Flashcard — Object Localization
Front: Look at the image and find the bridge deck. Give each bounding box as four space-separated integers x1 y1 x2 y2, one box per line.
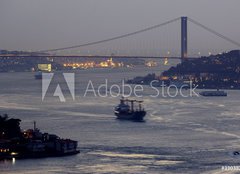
0 55 197 60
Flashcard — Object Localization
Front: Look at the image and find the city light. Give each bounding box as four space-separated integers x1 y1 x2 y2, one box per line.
63 58 124 69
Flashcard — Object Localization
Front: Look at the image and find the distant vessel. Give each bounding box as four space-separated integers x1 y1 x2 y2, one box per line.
34 64 52 80
114 97 146 121
199 90 227 97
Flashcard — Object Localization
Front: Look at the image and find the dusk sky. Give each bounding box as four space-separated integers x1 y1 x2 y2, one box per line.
0 0 239 56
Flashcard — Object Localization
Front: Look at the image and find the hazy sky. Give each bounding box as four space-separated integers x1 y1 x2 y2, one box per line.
0 0 239 56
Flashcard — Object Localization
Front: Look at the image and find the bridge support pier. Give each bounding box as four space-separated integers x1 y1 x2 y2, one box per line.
181 17 188 61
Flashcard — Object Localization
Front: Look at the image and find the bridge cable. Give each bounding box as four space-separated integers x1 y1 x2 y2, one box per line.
38 17 181 53
188 18 240 48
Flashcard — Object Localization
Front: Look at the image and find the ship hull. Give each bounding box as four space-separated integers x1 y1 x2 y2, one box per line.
115 111 146 121
34 71 42 80
34 74 42 80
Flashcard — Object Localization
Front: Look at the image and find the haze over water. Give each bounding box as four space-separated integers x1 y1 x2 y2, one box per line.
1 63 240 173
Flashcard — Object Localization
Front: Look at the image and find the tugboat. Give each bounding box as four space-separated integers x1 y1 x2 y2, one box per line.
114 97 146 121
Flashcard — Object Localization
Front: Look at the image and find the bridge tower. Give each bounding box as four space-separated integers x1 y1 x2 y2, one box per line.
181 17 188 61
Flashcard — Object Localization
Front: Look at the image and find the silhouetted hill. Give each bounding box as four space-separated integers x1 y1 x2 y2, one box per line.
162 50 240 89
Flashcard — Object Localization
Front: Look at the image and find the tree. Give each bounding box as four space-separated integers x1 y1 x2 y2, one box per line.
0 114 22 139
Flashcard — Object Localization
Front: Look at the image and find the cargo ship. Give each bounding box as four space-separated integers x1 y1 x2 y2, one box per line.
114 97 146 121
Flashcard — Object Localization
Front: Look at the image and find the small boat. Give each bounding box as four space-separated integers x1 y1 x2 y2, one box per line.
114 97 146 121
34 64 52 80
199 89 227 97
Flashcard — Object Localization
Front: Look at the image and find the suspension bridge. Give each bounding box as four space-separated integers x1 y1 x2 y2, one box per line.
1 16 239 61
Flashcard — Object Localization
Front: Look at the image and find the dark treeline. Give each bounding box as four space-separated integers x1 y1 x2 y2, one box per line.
0 114 22 139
